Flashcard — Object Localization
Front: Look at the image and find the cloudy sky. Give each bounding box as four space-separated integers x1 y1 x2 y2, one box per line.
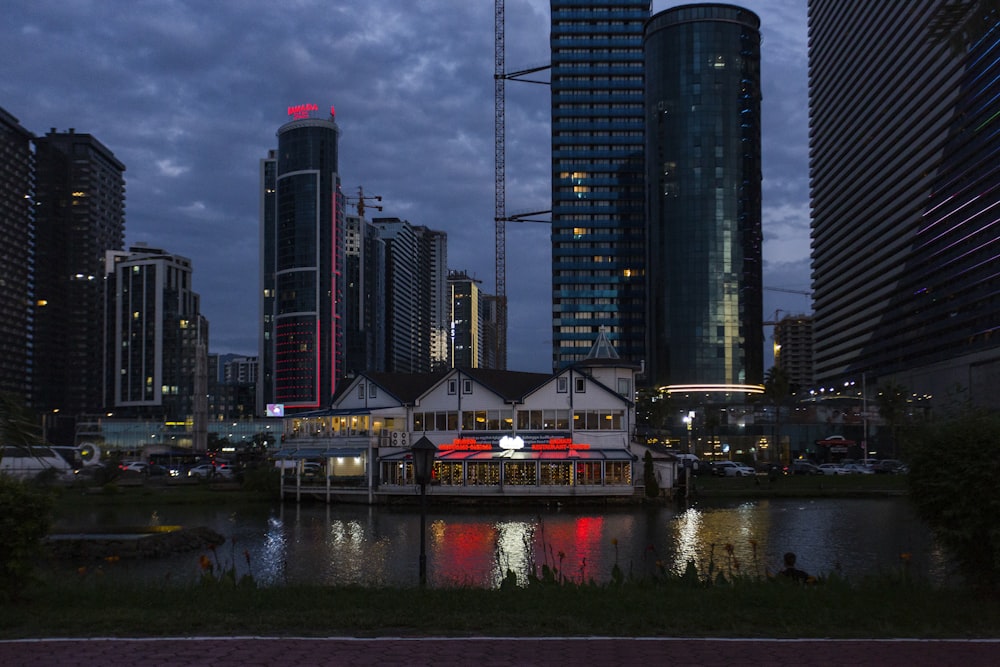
2 0 810 373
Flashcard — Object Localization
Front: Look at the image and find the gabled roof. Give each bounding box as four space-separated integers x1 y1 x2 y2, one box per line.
456 368 552 402
365 371 449 404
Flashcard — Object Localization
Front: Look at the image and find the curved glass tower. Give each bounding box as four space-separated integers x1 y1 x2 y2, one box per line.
260 109 345 412
644 4 763 391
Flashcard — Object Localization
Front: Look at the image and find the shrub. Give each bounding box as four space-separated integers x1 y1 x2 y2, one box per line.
0 476 54 600
643 450 659 499
905 408 1000 595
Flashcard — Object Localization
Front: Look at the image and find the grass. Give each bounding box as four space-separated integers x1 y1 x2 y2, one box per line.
3 574 999 639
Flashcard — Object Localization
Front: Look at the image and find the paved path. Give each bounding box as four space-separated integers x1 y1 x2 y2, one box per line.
1 637 998 667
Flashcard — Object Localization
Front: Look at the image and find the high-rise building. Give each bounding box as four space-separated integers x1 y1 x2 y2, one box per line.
643 4 764 391
0 107 34 399
550 0 650 370
448 270 485 368
372 218 450 374
373 218 419 373
344 212 386 376
415 225 450 372
104 246 209 434
33 128 126 432
809 1 1000 406
259 105 345 414
774 314 814 390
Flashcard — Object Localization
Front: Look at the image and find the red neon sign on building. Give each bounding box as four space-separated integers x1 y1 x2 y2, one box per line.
287 103 319 119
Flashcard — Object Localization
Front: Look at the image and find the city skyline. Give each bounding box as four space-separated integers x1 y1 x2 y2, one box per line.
0 1 810 372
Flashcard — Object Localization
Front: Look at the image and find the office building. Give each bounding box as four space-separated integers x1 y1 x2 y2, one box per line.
0 107 34 399
33 128 126 433
550 0 650 370
644 4 764 391
259 105 345 414
809 1 1000 406
105 246 209 432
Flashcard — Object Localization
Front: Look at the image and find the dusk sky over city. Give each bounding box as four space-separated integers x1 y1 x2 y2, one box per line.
1 0 810 372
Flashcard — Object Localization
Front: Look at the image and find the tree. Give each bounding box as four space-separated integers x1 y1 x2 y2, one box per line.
762 367 791 463
875 382 909 458
906 407 1000 595
642 450 659 499
0 392 45 458
0 393 54 600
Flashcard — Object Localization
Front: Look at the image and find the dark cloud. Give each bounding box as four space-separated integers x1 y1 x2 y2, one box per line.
2 0 808 373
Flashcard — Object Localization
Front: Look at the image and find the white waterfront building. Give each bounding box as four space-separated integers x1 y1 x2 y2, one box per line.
274 331 642 502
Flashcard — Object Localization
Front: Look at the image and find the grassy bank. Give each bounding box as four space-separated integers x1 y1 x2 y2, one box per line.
4 575 998 639
9 476 997 640
688 473 908 498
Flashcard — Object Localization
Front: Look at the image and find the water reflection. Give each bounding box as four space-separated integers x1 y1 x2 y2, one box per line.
49 497 949 588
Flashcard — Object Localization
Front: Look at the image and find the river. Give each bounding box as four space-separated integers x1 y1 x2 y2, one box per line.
51 497 950 588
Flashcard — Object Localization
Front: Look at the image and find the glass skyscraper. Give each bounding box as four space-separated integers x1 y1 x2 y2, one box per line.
259 107 345 413
644 4 763 391
809 1 1000 407
550 0 650 370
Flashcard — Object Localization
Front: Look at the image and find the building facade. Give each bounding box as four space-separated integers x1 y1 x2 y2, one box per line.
259 106 346 414
809 1 1000 406
33 128 126 428
643 4 764 392
105 246 209 434
550 0 650 370
0 107 34 399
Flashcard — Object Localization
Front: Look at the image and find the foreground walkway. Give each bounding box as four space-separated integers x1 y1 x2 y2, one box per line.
1 636 998 667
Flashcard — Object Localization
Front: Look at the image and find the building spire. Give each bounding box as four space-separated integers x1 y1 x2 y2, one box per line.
585 326 620 360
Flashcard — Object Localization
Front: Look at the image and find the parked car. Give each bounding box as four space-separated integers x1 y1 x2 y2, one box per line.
873 459 908 474
841 462 875 475
187 463 216 479
302 462 323 478
790 461 823 475
818 463 849 475
214 464 234 479
713 461 756 477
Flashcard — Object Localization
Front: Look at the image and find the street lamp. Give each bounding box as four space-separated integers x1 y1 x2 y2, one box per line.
411 436 438 586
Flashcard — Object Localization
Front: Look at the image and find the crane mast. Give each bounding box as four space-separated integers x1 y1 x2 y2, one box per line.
494 0 507 369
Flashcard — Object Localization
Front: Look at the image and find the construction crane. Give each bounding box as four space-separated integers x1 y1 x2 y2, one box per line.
494 0 550 369
764 287 811 297
346 186 382 218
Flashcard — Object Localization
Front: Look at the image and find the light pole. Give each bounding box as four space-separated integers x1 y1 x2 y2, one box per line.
411 436 438 587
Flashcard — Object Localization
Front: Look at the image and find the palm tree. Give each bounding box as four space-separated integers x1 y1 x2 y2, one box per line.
0 392 44 463
763 367 791 463
875 382 909 458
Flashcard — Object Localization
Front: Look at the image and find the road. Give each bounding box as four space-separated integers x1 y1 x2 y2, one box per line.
1 636 998 667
